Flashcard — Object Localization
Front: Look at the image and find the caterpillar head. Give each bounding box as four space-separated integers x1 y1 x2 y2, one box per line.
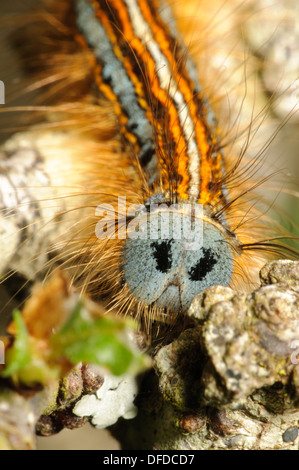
121 202 236 315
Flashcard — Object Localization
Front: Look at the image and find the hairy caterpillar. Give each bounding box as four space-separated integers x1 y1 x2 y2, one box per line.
0 0 298 334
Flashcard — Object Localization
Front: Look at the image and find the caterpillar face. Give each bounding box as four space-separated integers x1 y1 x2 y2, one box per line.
73 0 239 317
122 207 234 312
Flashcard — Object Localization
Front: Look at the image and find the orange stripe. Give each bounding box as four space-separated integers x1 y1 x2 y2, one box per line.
92 0 190 197
83 0 225 203
137 0 223 203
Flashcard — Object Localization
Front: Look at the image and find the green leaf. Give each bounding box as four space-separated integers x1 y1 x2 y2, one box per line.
61 333 135 376
2 310 31 378
1 302 150 385
51 301 149 376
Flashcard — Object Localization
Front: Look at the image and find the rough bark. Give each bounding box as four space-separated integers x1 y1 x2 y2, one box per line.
110 260 299 450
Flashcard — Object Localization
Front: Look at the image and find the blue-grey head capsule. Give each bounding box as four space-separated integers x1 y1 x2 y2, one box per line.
121 203 234 313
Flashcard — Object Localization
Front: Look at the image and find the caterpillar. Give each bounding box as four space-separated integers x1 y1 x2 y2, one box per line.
0 0 298 333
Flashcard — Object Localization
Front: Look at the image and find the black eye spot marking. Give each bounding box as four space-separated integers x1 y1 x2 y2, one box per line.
151 240 172 273
188 248 218 282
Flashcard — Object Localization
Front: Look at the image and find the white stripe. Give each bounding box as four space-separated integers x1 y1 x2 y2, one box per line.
124 0 200 199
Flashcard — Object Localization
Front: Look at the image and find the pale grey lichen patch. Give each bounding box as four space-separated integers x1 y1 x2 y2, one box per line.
35 364 137 436
73 374 138 429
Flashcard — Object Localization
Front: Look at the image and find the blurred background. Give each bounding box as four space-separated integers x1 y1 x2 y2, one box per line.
0 0 298 450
